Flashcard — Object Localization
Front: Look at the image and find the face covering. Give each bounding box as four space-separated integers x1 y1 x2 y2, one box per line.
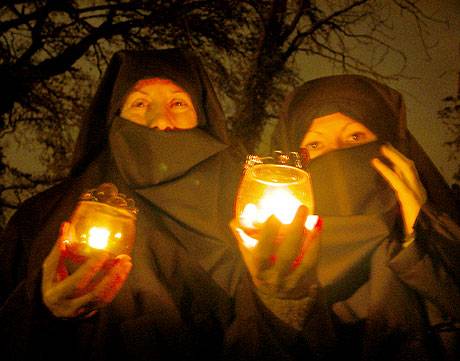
108 116 227 187
108 115 244 293
308 141 397 217
307 141 399 303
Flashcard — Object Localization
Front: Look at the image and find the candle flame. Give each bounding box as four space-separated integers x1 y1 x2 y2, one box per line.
259 188 301 224
88 227 110 249
240 188 302 228
240 203 258 229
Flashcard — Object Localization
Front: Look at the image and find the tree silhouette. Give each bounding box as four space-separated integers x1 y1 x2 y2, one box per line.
438 94 460 183
0 0 438 229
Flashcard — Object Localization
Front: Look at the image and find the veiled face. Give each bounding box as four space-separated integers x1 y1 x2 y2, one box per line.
120 78 198 130
301 112 377 159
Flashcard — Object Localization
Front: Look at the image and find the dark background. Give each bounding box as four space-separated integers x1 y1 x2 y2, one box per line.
1 0 459 229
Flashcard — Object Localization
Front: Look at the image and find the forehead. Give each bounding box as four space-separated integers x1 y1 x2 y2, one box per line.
130 78 189 96
308 112 359 132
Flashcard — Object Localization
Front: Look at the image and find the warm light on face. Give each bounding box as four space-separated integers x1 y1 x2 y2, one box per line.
301 112 377 159
87 227 110 250
120 78 198 130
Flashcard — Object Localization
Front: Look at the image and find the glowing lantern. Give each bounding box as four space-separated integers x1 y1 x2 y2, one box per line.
65 184 137 263
235 151 316 248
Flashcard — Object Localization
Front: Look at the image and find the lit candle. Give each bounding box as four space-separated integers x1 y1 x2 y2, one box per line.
65 183 137 262
87 226 110 250
235 152 317 248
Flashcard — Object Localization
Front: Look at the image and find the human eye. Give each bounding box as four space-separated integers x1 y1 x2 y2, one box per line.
341 121 377 147
301 131 327 156
173 100 187 107
130 98 149 109
345 131 367 144
304 141 322 151
170 98 192 112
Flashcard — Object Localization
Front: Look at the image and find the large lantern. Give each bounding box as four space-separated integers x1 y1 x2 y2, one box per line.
234 151 316 247
64 183 137 264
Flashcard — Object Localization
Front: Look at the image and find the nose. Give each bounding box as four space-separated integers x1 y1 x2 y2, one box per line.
145 107 174 130
334 138 347 150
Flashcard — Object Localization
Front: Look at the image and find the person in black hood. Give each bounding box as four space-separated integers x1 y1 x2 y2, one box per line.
267 74 460 361
0 49 317 361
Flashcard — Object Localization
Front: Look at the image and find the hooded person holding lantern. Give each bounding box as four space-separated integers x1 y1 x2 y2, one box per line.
0 49 322 361
267 74 460 360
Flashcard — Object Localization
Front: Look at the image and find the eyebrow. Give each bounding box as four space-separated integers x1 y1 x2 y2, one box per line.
305 130 325 136
129 89 189 97
339 120 357 131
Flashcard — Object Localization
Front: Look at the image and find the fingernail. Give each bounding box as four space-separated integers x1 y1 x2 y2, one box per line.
116 254 132 262
305 215 319 231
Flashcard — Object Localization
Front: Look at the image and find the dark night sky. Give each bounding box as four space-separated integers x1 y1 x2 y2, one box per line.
297 1 460 184
258 1 460 185
3 1 460 185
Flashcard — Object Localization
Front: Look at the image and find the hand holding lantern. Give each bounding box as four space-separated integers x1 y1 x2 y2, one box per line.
41 183 136 319
231 151 322 300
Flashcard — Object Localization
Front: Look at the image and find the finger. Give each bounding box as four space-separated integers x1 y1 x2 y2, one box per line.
92 255 132 304
372 154 426 203
296 216 322 268
380 144 423 195
380 144 411 172
66 290 102 317
272 206 308 282
372 157 424 234
292 220 322 276
281 217 322 298
230 218 259 250
56 257 69 283
254 215 282 273
42 222 69 289
53 252 109 299
371 157 408 196
230 219 257 275
43 284 89 319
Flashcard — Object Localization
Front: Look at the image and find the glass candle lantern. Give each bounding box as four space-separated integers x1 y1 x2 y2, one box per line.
64 183 137 264
234 151 315 244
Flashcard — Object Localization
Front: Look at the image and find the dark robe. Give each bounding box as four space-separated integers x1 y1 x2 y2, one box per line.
273 74 460 361
0 49 313 361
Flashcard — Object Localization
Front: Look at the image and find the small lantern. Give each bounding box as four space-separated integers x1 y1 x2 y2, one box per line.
64 183 137 264
234 151 316 247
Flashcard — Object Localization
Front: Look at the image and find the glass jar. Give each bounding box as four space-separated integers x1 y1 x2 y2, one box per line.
64 183 137 264
234 150 314 235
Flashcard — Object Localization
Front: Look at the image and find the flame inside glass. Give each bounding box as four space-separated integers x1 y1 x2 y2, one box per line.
66 201 136 261
235 163 314 231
